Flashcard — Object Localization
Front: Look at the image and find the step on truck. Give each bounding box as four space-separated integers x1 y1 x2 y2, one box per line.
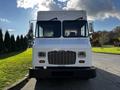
29 10 96 79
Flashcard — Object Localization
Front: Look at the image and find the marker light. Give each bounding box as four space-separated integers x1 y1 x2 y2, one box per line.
39 60 45 63
79 60 85 63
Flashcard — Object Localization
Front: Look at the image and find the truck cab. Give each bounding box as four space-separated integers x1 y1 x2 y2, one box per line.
29 10 96 79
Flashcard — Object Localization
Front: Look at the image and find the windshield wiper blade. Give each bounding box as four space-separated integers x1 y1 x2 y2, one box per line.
49 17 58 21
75 17 84 20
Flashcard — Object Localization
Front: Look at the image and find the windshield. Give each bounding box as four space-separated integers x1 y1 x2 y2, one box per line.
35 20 88 38
35 21 61 38
63 20 88 37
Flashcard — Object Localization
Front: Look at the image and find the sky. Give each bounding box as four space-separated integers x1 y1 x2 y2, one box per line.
0 0 120 36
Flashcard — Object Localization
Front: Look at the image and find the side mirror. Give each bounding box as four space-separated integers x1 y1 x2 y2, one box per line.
29 22 34 31
88 22 94 36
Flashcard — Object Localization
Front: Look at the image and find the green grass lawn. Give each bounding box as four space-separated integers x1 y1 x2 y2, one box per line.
0 49 32 90
92 47 120 54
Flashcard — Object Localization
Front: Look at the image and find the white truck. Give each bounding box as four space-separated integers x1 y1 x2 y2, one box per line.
29 10 96 79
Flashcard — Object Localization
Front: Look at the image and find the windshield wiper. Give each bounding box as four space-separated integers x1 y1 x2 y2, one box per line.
49 17 58 21
75 17 84 20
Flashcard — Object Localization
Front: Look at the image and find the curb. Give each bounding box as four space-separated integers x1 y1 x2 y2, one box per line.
4 75 29 90
93 52 120 55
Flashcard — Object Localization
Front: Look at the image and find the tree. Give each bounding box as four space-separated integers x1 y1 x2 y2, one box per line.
16 35 21 51
99 31 109 46
113 26 120 38
0 29 4 54
108 31 115 45
106 26 120 46
4 31 11 53
26 23 33 47
112 38 120 47
11 35 16 51
23 36 28 50
20 35 24 50
91 32 101 46
15 35 28 51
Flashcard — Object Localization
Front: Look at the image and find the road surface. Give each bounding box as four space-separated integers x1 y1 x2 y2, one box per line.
21 53 120 90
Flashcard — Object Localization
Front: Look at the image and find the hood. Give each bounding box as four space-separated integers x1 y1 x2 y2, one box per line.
34 38 90 48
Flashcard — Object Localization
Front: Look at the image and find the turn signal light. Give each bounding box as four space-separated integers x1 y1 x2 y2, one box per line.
39 60 45 63
79 60 85 63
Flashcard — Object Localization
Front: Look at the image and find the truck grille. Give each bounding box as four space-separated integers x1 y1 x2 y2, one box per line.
48 51 76 65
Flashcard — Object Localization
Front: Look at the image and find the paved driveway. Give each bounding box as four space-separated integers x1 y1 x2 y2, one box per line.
21 53 120 90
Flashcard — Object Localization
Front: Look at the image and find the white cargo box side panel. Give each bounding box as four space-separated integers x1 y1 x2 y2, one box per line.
37 11 87 21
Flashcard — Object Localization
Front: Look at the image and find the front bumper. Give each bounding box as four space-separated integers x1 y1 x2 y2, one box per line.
29 67 96 79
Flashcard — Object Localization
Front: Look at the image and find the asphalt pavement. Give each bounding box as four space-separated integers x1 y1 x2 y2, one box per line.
21 53 120 90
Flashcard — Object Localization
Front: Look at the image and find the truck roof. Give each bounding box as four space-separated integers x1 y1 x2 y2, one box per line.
37 10 87 21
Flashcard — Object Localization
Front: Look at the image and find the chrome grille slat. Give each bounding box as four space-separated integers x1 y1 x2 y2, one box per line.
48 51 76 65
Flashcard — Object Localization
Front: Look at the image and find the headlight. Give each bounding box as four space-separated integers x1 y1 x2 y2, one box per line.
78 51 86 58
38 52 46 57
